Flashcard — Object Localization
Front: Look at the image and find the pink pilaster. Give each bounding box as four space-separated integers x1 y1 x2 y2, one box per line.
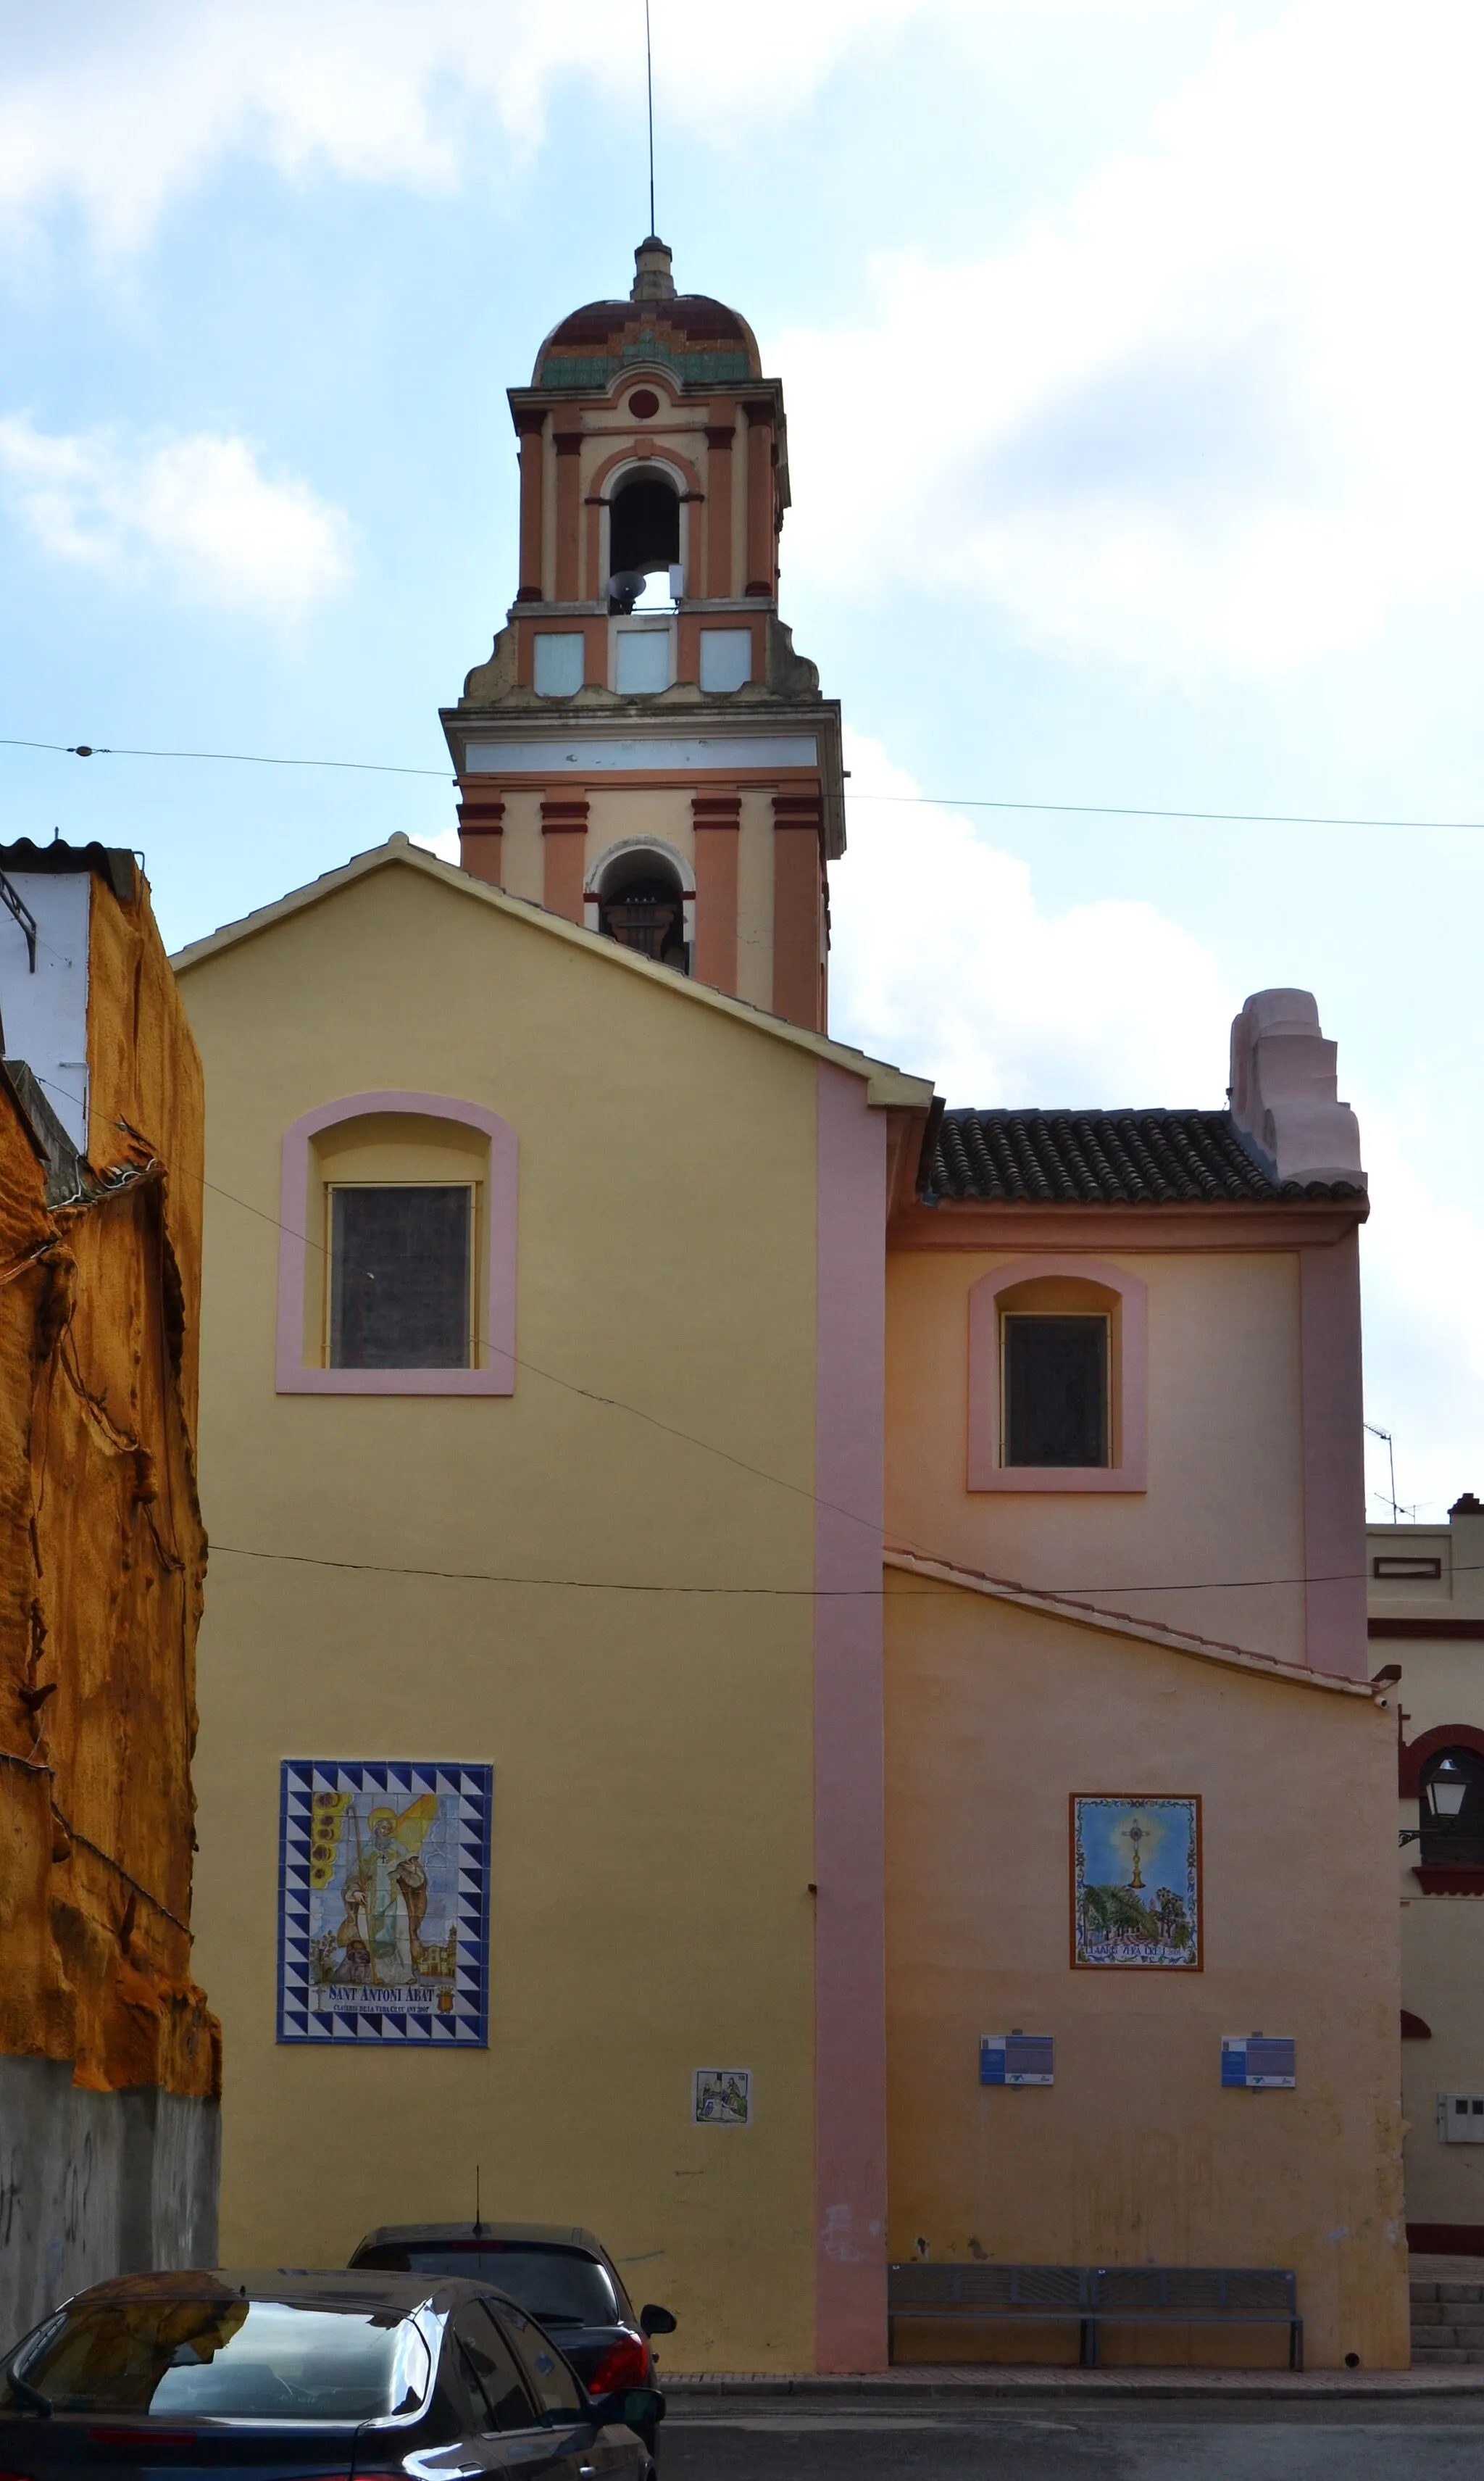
812 1063 888 2371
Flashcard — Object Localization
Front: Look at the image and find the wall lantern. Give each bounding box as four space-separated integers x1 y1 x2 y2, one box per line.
1401 1758 1471 1845
1427 1765 1468 1818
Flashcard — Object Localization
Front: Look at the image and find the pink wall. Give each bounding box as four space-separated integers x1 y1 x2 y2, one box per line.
813 1063 888 2372
275 1090 518 1396
1299 1230 1367 1676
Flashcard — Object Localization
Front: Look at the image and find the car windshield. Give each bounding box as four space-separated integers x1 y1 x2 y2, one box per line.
5 2296 431 2422
360 2245 617 2328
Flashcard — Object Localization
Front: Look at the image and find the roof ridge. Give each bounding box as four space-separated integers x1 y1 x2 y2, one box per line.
170 834 935 1110
883 1547 1375 1696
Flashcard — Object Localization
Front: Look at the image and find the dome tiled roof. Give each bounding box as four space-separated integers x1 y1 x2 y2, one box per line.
533 239 762 389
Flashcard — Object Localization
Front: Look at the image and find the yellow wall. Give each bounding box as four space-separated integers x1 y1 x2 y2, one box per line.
883 1571 1409 2367
180 855 830 2369
887 1250 1307 1663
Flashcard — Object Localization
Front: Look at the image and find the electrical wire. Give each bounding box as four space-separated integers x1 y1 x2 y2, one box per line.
25 1084 1447 1610
847 793 1484 831
4 732 1484 831
0 735 449 780
207 1538 1484 1600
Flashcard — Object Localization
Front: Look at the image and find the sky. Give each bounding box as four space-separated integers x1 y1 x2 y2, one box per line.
0 0 1480 1519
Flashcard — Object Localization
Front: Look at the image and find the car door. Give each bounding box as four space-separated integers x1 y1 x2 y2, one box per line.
488 2304 637 2481
451 2304 595 2481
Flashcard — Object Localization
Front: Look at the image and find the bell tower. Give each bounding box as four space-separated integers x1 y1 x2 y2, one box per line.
440 238 843 1032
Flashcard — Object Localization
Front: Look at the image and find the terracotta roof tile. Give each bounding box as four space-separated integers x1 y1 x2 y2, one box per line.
927 1108 1364 1206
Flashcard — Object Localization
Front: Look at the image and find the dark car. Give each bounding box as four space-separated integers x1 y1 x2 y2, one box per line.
0 2266 662 2480
349 2224 675 2450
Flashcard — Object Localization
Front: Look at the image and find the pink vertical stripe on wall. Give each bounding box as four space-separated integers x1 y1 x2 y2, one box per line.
812 1063 888 2372
1299 1231 1367 1676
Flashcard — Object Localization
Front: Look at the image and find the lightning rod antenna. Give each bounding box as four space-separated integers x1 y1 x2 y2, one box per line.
644 0 656 236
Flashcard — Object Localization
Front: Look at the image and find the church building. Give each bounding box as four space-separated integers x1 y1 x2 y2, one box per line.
178 242 1409 2372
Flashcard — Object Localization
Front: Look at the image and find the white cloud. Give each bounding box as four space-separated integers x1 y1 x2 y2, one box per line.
1354 1109 1484 1521
780 0 1484 677
829 730 1234 1102
0 417 352 612
0 0 985 255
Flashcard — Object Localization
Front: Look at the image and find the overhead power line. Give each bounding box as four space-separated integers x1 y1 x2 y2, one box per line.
4 733 1484 831
209 1539 1483 1601
0 736 449 781
30 1071 1438 1616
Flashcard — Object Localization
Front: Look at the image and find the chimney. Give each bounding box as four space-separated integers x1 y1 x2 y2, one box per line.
1227 989 1364 1189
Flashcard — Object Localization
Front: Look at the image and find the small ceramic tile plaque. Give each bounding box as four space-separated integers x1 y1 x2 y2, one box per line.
693 2068 751 2125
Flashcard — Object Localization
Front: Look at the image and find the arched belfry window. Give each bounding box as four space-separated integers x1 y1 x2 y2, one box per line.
592 844 690 973
608 473 680 610
1419 1747 1484 1866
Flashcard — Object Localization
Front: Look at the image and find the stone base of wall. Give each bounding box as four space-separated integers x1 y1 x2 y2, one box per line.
0 2058 220 2350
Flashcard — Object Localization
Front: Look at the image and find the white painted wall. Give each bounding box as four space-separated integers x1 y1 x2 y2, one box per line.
0 870 91 1148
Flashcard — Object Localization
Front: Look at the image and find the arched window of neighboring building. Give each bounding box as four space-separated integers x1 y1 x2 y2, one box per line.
1419 1747 1484 1867
593 844 690 974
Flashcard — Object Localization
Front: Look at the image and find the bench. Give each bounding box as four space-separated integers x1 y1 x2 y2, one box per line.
886 2263 1301 2369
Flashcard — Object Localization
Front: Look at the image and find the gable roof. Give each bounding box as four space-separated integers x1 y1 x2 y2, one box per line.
884 1546 1377 1697
170 835 933 1110
928 1106 1366 1207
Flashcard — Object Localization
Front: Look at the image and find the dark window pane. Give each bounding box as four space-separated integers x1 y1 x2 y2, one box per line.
358 2244 617 2327
499 2306 583 2417
450 2305 535 2434
330 1187 471 1369
1004 1316 1107 1467
6 2297 430 2420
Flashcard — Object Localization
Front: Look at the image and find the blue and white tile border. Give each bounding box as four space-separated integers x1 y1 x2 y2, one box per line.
277 1759 493 2045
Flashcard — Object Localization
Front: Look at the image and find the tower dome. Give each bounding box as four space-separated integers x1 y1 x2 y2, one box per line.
533 238 762 391
441 238 843 1036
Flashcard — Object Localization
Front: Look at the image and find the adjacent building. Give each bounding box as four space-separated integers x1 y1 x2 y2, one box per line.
1369 1493 1484 2252
0 839 218 2347
178 243 1409 2371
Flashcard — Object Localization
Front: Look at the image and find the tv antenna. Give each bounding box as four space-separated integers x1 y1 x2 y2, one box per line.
1366 1421 1402 1522
644 0 656 236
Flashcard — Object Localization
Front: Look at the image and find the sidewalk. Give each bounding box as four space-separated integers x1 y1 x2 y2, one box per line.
666 2364 1484 2403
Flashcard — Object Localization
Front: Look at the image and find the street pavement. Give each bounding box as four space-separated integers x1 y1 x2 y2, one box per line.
664 2398 1484 2477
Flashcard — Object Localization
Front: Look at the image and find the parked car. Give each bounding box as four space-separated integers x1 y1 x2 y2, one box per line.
0 2266 662 2480
349 2222 675 2451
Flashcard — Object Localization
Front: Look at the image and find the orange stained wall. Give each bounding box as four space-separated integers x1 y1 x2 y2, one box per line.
0 872 217 2105
884 1571 1409 2369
